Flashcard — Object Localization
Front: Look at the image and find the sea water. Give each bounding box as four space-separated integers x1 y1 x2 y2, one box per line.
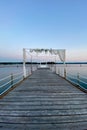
0 65 23 79
0 64 33 94
0 64 87 79
0 64 87 93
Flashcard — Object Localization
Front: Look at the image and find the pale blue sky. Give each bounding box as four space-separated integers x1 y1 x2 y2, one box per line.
0 0 87 62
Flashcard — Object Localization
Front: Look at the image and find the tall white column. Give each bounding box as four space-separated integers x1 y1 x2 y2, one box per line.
23 48 26 78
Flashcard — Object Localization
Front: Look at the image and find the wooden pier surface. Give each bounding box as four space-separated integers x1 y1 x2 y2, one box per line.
0 68 87 130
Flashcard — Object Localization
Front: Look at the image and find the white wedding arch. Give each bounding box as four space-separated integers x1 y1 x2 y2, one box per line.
23 48 66 77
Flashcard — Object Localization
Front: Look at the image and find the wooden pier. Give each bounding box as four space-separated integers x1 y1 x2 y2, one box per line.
0 68 87 130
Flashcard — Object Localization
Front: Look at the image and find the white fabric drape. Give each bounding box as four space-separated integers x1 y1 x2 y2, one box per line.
26 49 66 63
57 49 66 62
29 49 66 63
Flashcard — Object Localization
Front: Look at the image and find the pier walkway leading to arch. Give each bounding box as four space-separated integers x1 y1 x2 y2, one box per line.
0 68 87 130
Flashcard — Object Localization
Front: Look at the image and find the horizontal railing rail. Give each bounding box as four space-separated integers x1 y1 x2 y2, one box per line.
0 71 24 95
0 75 11 82
66 72 87 90
0 66 37 96
51 65 87 91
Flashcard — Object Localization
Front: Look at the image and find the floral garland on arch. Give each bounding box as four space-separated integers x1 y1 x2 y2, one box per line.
30 48 50 54
29 48 66 62
29 48 59 54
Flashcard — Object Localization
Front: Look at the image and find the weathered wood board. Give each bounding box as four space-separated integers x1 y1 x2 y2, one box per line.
0 68 87 130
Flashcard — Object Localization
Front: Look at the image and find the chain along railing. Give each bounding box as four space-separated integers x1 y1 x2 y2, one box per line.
0 66 37 96
51 65 87 91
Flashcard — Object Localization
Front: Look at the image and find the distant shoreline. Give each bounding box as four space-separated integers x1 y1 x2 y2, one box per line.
0 62 87 65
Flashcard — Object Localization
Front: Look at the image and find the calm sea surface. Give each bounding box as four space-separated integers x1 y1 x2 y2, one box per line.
56 64 87 77
0 64 32 79
0 64 87 79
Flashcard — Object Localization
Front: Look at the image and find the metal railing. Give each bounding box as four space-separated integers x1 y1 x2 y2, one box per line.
0 71 24 95
66 73 87 90
0 66 37 96
51 65 87 91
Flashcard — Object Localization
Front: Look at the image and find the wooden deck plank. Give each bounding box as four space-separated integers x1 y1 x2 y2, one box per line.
0 68 87 129
1 114 87 124
0 122 87 130
0 108 87 116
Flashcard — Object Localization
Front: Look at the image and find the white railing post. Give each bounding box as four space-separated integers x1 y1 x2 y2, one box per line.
63 62 66 78
77 73 80 85
11 73 13 86
23 48 26 78
31 55 32 73
64 68 66 79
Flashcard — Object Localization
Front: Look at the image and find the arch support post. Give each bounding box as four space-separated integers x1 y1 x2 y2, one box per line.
31 55 32 73
23 48 26 78
64 62 66 78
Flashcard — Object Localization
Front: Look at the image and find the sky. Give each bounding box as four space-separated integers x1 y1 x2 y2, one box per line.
0 0 87 62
